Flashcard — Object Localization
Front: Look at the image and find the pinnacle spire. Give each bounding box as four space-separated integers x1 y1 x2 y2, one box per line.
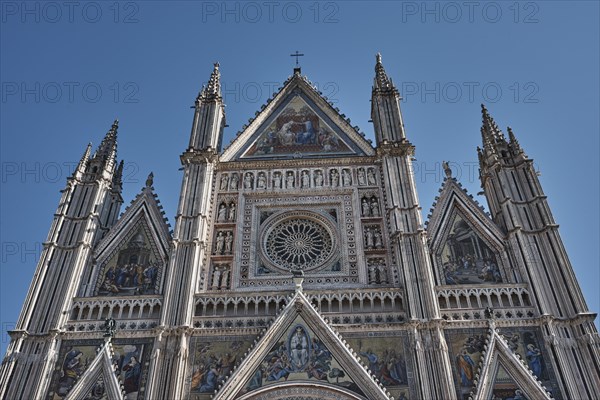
112 159 124 187
480 104 505 147
91 119 119 172
507 126 523 154
198 62 221 101
74 142 93 177
373 53 395 91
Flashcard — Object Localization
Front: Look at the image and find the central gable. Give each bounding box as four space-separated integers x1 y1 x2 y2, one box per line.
221 73 374 161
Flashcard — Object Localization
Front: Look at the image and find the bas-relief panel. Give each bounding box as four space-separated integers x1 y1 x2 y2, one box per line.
94 228 164 296
240 316 362 398
438 214 502 285
187 336 254 399
47 339 151 400
242 96 353 159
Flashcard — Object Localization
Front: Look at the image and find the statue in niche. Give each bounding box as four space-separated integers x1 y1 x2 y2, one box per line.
229 173 239 190
361 198 371 217
257 172 267 189
215 232 225 254
217 203 227 222
220 174 229 190
273 172 282 189
212 264 230 290
368 263 377 284
370 197 381 217
244 172 254 189
286 171 295 189
377 261 388 284
365 227 374 248
221 267 230 289
211 268 222 289
357 168 366 185
225 231 233 254
228 202 236 222
342 169 352 186
374 228 383 248
330 169 339 188
301 171 310 188
314 170 323 187
367 168 377 185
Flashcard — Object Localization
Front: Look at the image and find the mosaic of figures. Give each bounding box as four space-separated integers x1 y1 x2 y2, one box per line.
187 337 254 398
445 329 487 399
241 319 363 397
490 365 529 400
345 336 410 400
439 214 502 285
95 229 163 296
446 328 556 400
48 340 150 400
218 167 379 193
243 96 353 158
497 329 550 384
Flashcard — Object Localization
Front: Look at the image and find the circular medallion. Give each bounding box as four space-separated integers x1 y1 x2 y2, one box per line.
260 211 338 273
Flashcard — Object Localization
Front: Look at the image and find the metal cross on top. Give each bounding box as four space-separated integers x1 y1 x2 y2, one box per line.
290 50 304 67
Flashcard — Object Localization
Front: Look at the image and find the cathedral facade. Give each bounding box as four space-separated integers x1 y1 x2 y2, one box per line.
1 56 599 400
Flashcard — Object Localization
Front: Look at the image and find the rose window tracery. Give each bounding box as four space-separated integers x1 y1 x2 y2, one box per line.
260 211 338 273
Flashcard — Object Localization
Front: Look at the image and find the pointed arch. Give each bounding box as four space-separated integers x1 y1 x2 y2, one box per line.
64 341 123 400
220 73 375 161
427 178 512 286
87 186 172 297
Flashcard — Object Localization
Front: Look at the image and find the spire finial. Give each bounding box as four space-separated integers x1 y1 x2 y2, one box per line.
199 63 222 100
442 161 452 178
373 52 394 91
480 104 505 146
91 120 119 171
145 172 154 188
507 126 523 154
290 50 304 74
73 143 93 177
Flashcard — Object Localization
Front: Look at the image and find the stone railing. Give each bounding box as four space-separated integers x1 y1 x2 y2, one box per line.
436 284 537 321
192 288 406 328
69 296 162 321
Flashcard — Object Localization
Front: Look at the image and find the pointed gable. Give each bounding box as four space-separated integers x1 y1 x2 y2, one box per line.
468 325 552 400
89 183 172 296
220 72 375 162
64 340 124 400
426 176 509 285
212 284 391 400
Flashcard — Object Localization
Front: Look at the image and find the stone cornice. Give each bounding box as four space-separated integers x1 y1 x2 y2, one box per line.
376 140 415 157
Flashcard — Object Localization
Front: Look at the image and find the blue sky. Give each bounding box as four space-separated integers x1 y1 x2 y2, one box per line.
1 1 598 354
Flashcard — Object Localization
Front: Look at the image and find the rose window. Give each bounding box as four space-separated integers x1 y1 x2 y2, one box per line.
260 211 338 272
